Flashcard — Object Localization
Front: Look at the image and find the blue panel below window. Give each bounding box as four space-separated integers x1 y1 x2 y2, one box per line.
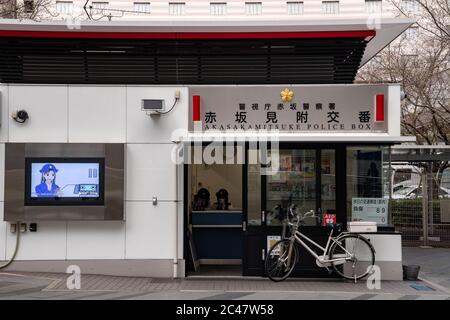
192 227 242 259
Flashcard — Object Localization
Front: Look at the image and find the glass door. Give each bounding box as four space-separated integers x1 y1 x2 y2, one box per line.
264 146 339 277
243 144 340 277
266 149 319 226
242 147 266 276
321 149 337 221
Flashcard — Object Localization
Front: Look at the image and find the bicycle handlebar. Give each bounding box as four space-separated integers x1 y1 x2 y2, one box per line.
288 207 317 222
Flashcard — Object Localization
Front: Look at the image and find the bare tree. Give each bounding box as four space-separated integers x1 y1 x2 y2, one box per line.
358 0 450 196
358 0 450 146
392 0 449 43
0 0 55 20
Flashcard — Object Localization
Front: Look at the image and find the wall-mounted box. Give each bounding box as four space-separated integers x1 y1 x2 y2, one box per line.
141 99 165 113
4 143 125 221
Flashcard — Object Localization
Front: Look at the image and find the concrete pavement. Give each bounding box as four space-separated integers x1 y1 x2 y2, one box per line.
403 247 450 292
0 247 448 300
0 271 448 300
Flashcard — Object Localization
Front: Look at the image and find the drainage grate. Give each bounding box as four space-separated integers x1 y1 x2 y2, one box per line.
410 282 436 292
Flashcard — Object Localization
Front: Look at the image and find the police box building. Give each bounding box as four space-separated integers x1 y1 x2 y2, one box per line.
0 18 414 280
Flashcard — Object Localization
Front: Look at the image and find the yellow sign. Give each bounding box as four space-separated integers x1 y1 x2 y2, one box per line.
280 88 294 103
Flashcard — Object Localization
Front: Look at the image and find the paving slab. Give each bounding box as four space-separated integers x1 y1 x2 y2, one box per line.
1 270 449 300
403 247 450 293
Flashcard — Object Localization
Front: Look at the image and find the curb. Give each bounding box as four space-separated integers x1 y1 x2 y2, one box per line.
418 277 450 295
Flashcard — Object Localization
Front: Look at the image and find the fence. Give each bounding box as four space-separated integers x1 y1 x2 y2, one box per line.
391 171 450 247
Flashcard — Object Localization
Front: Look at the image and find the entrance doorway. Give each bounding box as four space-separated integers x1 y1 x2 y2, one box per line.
243 144 346 277
185 143 347 277
185 144 244 277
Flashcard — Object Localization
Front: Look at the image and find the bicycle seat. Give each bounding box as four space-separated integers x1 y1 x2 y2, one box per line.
326 223 343 233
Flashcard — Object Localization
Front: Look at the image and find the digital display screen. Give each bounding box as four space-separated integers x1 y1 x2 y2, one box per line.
30 162 100 198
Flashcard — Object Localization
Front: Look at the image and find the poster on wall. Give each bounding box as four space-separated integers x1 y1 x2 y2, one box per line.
352 198 388 225
280 154 292 171
267 235 282 255
322 213 337 226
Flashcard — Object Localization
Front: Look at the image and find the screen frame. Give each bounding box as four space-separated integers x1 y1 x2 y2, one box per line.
24 157 105 206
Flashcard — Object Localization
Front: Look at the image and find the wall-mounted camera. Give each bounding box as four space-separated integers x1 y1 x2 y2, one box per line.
141 99 165 116
141 90 181 117
12 109 29 123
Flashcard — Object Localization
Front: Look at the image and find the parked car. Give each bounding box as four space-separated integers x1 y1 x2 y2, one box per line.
392 185 422 199
392 185 450 199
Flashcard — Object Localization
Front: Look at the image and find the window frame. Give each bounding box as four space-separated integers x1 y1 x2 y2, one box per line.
286 1 304 15
169 2 186 16
210 2 227 16
245 1 263 15
322 0 340 14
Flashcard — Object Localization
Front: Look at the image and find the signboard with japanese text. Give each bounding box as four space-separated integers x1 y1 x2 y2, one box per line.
351 198 389 225
189 85 391 133
322 213 337 226
267 235 282 255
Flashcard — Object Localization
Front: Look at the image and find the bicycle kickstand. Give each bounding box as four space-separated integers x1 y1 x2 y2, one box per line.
325 266 332 275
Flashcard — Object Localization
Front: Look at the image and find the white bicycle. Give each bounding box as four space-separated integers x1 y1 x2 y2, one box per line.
265 205 376 282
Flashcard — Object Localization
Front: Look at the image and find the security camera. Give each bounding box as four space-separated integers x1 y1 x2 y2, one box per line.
12 109 29 123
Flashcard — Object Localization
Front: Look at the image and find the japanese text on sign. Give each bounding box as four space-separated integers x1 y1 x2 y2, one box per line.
352 198 388 225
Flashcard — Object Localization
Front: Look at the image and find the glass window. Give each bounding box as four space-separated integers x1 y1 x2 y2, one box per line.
365 0 382 14
190 143 244 212
91 1 108 15
248 149 262 226
321 149 336 219
403 26 419 40
400 0 419 13
347 146 391 226
24 0 34 13
210 2 227 15
322 1 339 14
169 2 185 15
245 2 262 15
287 2 304 15
133 2 151 13
56 1 74 14
441 168 450 190
266 149 316 226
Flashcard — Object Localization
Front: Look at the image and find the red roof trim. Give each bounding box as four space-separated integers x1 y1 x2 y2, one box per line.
0 30 376 40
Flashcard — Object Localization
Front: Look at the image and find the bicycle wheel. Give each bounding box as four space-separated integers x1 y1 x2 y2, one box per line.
265 239 298 282
329 234 375 281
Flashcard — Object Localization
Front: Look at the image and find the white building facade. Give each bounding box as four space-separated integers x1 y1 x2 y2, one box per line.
48 0 396 20
0 15 414 280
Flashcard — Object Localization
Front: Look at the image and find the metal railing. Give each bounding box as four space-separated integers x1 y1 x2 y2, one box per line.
392 172 450 247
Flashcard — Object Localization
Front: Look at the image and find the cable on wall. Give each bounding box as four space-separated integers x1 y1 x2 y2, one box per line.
156 98 180 115
0 222 21 270
156 90 181 115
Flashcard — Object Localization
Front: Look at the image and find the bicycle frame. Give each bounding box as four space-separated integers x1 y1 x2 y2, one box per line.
290 229 354 266
267 208 375 282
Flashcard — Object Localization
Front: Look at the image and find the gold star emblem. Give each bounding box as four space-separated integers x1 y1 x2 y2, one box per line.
280 88 294 103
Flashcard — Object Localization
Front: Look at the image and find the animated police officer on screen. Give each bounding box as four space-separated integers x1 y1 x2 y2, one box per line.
35 164 62 197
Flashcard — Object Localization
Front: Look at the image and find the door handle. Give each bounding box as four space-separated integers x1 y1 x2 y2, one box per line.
242 221 247 232
261 211 265 223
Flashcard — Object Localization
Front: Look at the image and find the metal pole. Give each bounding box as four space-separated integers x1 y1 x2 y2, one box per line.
388 147 393 226
421 170 429 247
